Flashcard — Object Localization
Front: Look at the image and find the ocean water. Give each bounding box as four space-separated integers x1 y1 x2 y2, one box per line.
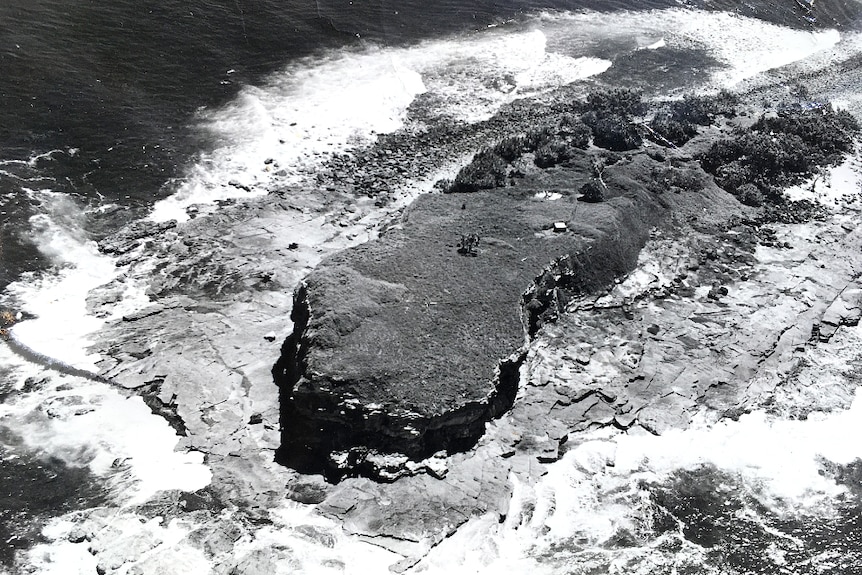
1 0 858 285
2 0 862 571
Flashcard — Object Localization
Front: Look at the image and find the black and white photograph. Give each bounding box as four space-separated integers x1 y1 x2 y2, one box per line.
2 1 862 573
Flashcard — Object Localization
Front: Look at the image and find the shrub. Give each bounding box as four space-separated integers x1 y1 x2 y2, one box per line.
525 125 555 152
648 165 705 194
736 183 765 207
648 91 739 147
700 138 742 175
590 114 642 151
448 150 508 193
581 90 645 152
522 117 593 167
649 112 697 147
578 179 605 203
457 233 480 256
671 91 739 126
534 141 571 168
433 178 452 192
586 89 647 118
700 104 860 206
493 135 527 162
703 131 809 191
711 161 751 193
557 114 592 149
752 105 859 165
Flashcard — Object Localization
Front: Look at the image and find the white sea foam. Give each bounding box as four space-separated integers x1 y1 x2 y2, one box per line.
148 28 611 223
149 9 843 223
148 50 426 222
28 500 398 575
613 394 862 502
411 383 862 573
4 190 148 370
1 379 211 503
670 13 840 87
25 147 77 167
0 339 211 507
409 29 611 123
0 190 209 512
231 503 403 574
28 515 210 575
748 29 862 91
540 9 841 88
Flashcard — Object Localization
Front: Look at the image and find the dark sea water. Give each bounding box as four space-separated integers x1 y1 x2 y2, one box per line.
0 0 859 289
1 0 862 571
0 0 671 289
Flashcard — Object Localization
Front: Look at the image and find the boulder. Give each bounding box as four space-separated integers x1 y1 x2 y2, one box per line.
818 286 862 342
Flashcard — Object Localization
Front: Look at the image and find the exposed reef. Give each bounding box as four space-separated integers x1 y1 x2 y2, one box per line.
57 63 862 571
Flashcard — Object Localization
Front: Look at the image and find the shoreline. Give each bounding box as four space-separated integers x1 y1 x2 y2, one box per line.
7 27 862 575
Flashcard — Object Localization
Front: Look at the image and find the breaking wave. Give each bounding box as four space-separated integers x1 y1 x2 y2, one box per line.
149 8 842 222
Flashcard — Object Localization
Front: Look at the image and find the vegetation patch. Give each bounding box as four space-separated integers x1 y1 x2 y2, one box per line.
646 163 708 195
648 91 738 147
448 149 509 193
581 89 646 152
700 103 859 205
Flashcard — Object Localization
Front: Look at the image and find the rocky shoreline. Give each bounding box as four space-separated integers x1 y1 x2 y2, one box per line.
272 81 858 481
11 51 862 574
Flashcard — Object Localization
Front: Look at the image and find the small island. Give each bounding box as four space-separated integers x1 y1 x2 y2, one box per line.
275 88 859 480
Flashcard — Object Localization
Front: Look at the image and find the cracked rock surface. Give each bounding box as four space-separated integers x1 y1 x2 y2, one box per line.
64 159 862 574
43 84 862 572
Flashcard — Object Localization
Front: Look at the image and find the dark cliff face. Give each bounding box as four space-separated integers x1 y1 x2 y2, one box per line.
272 147 726 482
274 279 523 481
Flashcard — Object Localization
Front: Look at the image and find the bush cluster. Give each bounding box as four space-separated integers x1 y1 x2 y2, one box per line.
675 91 738 125
582 89 645 152
585 89 648 118
557 114 593 147
752 105 858 165
534 140 572 169
524 125 555 152
649 112 698 147
492 135 527 162
700 104 859 205
647 164 706 195
649 91 739 146
448 149 508 193
587 115 642 151
447 115 594 192
578 179 605 203
447 89 649 193
527 115 592 168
